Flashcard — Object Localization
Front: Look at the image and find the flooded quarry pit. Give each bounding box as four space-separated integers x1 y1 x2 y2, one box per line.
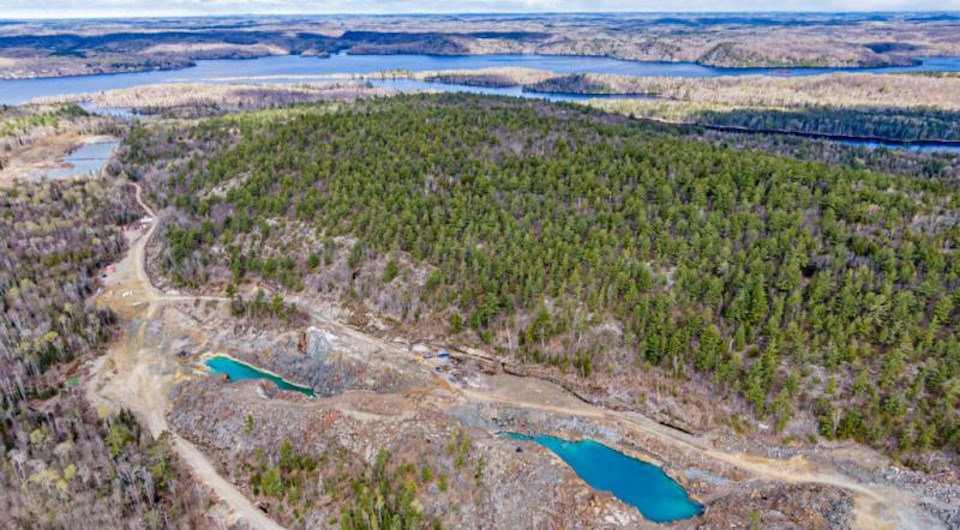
204 355 315 397
504 432 704 523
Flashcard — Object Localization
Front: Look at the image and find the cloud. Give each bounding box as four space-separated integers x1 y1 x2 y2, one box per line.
1 0 958 18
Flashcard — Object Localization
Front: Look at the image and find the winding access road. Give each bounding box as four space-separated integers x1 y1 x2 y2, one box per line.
88 181 940 530
87 183 283 530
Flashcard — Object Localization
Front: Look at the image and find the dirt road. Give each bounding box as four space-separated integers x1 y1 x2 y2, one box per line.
458 381 936 530
88 181 941 530
87 183 285 530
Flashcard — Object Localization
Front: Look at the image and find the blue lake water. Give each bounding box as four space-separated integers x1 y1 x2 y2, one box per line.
27 138 119 181
77 100 139 119
204 355 314 397
838 139 960 153
4 53 957 153
1 53 959 105
504 432 703 523
363 77 649 103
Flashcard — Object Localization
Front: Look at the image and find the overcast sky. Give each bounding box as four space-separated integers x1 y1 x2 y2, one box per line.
2 0 958 19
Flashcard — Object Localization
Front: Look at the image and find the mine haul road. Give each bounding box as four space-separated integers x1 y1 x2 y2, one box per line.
85 182 938 530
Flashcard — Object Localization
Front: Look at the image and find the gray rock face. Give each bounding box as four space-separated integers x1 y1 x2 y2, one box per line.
304 326 332 359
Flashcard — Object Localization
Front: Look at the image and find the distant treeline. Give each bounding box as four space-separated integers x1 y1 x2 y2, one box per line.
689 126 960 181
424 73 520 88
692 107 960 143
525 74 634 95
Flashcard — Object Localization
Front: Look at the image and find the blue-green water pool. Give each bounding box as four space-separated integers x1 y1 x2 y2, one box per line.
504 433 703 523
204 355 314 397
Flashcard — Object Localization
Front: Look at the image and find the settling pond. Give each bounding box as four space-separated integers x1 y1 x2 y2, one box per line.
504 432 703 523
204 355 314 397
203 355 704 522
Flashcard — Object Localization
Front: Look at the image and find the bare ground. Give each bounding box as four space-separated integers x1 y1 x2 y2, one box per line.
86 185 283 530
80 182 955 529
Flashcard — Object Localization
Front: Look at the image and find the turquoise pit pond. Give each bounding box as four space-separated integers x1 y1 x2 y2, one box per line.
504 433 703 523
204 356 314 397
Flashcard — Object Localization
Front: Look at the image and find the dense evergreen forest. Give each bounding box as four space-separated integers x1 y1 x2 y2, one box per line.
0 179 208 527
691 128 960 182
127 94 960 464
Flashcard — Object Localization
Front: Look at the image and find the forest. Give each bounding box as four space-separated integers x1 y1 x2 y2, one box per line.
683 106 960 143
0 178 209 527
522 71 960 111
525 73 623 95
580 88 960 143
126 94 960 466
520 71 960 143
0 104 90 139
241 440 443 529
676 123 960 182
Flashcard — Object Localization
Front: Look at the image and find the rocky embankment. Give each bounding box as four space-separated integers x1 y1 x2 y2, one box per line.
163 306 861 529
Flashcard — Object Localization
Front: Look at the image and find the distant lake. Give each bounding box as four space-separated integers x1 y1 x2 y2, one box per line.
26 138 118 182
363 77 649 103
838 139 960 153
1 53 959 105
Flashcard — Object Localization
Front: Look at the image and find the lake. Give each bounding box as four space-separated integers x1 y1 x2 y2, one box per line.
4 53 958 153
204 355 315 397
2 53 960 105
363 77 649 103
503 432 703 523
26 138 119 182
838 139 960 153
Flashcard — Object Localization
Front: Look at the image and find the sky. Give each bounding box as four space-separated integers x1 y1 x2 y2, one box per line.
1 0 958 19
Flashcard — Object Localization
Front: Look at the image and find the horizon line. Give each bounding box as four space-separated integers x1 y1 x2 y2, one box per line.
2 9 959 22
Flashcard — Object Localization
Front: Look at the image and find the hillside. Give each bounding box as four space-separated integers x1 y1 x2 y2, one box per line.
126 94 960 470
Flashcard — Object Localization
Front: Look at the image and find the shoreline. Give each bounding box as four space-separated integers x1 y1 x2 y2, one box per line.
0 52 953 83
202 352 315 394
668 120 960 149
